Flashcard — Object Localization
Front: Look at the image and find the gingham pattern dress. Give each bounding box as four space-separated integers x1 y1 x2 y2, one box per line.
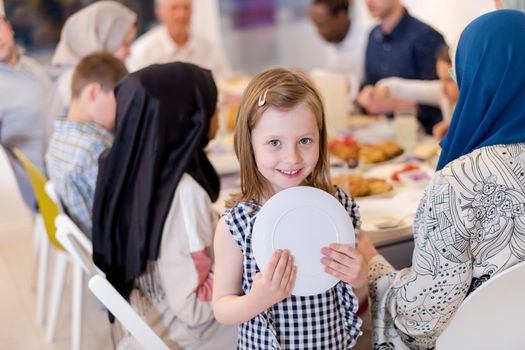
223 186 363 349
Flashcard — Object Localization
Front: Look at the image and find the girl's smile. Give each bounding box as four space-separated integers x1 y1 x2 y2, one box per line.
277 168 303 177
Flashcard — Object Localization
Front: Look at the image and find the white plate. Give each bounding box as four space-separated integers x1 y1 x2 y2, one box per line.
252 186 355 296
358 151 407 169
361 214 414 233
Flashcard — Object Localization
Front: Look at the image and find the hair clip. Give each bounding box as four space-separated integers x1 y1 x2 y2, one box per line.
258 89 269 107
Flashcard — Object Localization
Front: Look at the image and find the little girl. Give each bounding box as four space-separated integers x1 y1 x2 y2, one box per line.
213 68 367 349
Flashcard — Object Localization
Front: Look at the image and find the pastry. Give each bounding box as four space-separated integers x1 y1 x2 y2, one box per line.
332 173 392 197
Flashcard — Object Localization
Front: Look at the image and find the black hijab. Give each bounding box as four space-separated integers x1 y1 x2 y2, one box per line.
92 62 220 299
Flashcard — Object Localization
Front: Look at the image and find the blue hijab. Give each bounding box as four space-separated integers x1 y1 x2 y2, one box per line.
437 10 525 170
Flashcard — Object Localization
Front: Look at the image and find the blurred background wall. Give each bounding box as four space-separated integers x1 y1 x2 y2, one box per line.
4 0 495 75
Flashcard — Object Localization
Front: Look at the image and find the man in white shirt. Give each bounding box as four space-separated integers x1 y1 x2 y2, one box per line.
309 0 373 101
126 0 232 81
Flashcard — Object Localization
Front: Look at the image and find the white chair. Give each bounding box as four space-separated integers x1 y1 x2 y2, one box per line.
54 213 94 275
436 261 525 350
2 147 47 325
43 182 86 350
55 214 169 350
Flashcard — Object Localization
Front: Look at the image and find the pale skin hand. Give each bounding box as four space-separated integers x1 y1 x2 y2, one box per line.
357 85 416 115
320 241 369 302
250 249 296 307
356 85 376 110
373 85 392 101
212 218 296 325
432 117 451 140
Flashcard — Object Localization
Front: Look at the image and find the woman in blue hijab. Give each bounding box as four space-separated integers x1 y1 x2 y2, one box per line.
437 9 525 170
358 10 525 349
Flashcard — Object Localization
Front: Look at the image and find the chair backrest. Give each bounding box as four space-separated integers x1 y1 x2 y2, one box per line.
55 213 97 276
13 148 63 249
436 261 525 350
44 181 64 213
88 275 170 350
54 213 169 350
2 146 38 212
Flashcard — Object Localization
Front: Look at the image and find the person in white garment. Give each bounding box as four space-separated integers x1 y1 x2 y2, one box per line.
309 0 374 102
126 0 232 82
373 45 459 140
0 12 51 172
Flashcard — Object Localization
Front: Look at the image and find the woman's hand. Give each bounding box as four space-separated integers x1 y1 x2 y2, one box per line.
432 117 451 140
356 232 379 263
356 85 376 110
248 250 296 310
320 243 367 290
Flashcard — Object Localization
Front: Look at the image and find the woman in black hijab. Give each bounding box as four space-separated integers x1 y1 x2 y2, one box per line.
92 62 236 349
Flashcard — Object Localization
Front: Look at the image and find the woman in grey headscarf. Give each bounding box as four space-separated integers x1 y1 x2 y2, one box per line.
47 1 136 124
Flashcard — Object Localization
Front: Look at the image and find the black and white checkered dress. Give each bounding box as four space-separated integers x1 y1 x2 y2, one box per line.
223 186 363 349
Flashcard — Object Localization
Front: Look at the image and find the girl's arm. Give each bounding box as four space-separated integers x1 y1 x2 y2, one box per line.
213 218 296 325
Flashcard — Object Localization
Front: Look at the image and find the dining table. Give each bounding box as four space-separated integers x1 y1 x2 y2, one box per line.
207 114 441 269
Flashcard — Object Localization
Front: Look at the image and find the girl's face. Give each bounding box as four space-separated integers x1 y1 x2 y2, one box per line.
251 101 320 197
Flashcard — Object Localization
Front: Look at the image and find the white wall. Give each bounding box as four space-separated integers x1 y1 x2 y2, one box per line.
191 0 222 46
402 0 495 43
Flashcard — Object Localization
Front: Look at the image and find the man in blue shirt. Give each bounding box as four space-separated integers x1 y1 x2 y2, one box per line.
357 0 445 134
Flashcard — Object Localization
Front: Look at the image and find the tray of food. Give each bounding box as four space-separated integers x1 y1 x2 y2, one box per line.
329 137 405 167
332 173 394 198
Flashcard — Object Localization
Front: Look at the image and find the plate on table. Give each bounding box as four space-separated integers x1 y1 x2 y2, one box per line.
358 151 407 170
331 172 395 199
358 140 406 168
361 214 414 234
252 186 355 296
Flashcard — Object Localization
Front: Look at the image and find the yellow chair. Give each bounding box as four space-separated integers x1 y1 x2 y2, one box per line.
13 149 61 330
14 149 85 350
13 149 61 248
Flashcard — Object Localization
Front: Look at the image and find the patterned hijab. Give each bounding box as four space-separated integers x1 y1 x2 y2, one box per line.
92 62 219 298
51 1 136 67
437 10 525 170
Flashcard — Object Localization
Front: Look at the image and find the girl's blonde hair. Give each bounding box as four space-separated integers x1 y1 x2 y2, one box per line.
229 67 332 207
